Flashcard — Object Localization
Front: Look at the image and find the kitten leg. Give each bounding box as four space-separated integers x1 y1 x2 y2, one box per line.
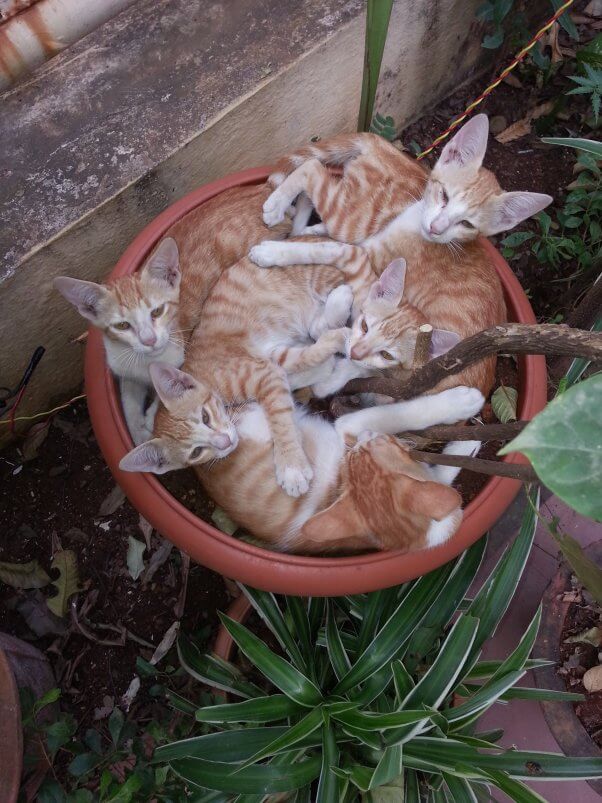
269 328 349 374
427 440 481 486
120 378 152 445
335 386 485 439
299 223 328 236
263 158 335 227
309 284 353 339
312 358 374 398
291 192 314 235
255 368 313 497
249 240 374 310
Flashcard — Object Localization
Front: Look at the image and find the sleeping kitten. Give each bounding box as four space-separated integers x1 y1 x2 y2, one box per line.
55 183 293 445
250 114 552 397
120 364 484 554
54 238 183 445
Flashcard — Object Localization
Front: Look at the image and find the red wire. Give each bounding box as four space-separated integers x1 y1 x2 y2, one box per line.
9 385 26 435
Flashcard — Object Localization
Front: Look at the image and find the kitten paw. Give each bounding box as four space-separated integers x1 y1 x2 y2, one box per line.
276 459 314 498
263 190 291 227
440 386 485 423
324 285 353 328
249 241 284 268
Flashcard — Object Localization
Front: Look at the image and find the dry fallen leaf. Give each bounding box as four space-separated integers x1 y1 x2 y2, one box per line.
47 550 81 618
495 102 554 144
565 626 602 647
0 559 50 590
584 0 602 16
21 421 51 462
538 22 564 65
122 675 141 711
138 515 153 550
503 73 523 89
150 621 180 665
127 537 146 581
142 539 173 586
94 695 115 721
98 485 126 517
583 665 602 693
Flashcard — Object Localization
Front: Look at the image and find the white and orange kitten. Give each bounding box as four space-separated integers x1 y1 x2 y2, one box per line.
55 238 183 444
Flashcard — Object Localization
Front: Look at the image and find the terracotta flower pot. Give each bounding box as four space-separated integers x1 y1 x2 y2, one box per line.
0 647 23 803
213 595 253 663
534 541 602 796
85 167 547 596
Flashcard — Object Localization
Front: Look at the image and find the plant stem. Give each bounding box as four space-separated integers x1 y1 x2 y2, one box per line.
408 449 538 483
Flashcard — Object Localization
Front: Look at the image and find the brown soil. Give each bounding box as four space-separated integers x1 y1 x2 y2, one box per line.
558 589 602 749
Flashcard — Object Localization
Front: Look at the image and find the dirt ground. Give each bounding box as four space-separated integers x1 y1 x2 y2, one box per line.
1 9 599 789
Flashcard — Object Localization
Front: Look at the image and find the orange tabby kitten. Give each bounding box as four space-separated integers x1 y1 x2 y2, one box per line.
55 184 291 443
251 115 552 397
120 364 484 553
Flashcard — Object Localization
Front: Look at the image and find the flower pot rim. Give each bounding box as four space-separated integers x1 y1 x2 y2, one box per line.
85 166 548 596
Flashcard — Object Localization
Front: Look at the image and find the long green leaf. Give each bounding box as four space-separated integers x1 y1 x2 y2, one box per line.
405 770 420 802
335 561 456 694
316 715 339 803
307 597 325 639
405 737 602 779
326 600 352 681
357 0 395 132
156 727 296 763
371 744 403 790
220 614 322 707
485 770 547 802
333 708 431 732
541 137 602 158
286 596 314 675
237 707 324 770
442 773 478 803
464 658 552 680
241 587 305 670
460 683 584 703
466 489 538 663
178 636 263 699
487 606 541 684
195 694 301 724
446 671 525 726
170 756 321 795
384 616 480 746
392 660 415 703
404 539 486 672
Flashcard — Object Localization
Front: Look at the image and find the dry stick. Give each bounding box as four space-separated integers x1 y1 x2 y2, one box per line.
341 324 602 400
413 324 433 368
402 420 527 444
409 449 538 483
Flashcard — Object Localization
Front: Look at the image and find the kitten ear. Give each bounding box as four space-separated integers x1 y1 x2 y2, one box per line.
368 258 406 306
54 276 110 322
429 328 461 359
299 492 370 551
438 113 489 171
142 237 180 288
407 480 462 521
149 363 198 409
119 438 176 474
487 191 553 234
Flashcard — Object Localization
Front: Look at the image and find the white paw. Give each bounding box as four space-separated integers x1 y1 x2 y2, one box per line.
276 461 314 498
357 430 380 444
263 190 290 227
325 285 353 328
440 387 485 423
443 439 481 458
249 241 283 268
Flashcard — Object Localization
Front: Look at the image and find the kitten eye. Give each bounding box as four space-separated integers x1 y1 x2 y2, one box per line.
361 318 368 334
113 321 131 331
441 188 449 205
380 350 395 361
202 408 210 426
461 219 475 229
151 304 165 319
189 446 204 460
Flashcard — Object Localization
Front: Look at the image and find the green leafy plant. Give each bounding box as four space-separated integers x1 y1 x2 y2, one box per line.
568 63 602 124
155 496 602 801
501 144 602 273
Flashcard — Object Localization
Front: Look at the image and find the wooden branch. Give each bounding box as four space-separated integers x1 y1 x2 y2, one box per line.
413 324 433 368
400 420 527 443
408 449 538 483
341 324 602 400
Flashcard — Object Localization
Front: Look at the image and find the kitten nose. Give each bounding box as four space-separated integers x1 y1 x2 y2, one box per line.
350 345 365 360
140 329 157 347
212 434 232 450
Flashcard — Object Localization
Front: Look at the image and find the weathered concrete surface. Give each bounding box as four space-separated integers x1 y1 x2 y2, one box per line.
0 0 499 440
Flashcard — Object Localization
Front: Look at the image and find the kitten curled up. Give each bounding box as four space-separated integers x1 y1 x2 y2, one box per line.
250 114 553 399
54 184 292 445
120 363 484 555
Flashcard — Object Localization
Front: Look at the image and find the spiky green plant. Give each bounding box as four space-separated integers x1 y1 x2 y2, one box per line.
155 493 602 801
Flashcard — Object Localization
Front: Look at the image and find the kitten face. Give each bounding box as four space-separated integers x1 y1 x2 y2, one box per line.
54 237 181 357
421 114 552 243
119 364 239 474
